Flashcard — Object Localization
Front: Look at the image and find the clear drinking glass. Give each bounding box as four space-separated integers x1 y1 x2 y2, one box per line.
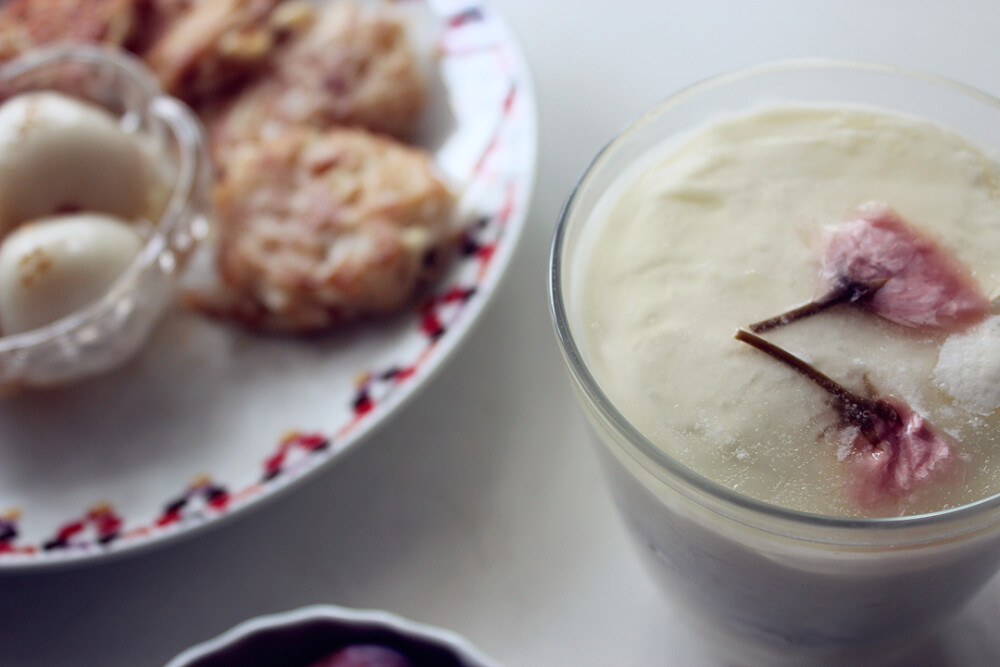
0 45 212 389
550 60 1000 666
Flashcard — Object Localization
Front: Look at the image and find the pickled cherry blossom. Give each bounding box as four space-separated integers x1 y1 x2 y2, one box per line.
840 396 960 509
749 205 989 333
735 329 961 508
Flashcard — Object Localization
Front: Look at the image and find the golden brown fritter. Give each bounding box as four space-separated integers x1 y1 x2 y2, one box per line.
205 0 425 158
205 126 457 333
0 0 140 61
126 0 192 54
137 0 288 103
272 0 426 138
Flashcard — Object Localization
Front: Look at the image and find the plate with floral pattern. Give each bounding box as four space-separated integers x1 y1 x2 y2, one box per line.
0 0 536 569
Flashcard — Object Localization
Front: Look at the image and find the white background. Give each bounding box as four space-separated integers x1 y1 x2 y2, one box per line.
4 1 1000 665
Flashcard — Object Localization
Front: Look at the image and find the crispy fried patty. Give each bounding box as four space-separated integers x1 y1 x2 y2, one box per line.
208 126 457 332
0 0 140 61
205 0 426 159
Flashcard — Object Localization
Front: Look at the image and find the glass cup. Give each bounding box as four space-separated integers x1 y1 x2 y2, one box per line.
0 45 212 389
549 60 1000 666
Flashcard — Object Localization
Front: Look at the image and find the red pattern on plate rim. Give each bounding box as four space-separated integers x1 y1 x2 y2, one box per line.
2 1 532 562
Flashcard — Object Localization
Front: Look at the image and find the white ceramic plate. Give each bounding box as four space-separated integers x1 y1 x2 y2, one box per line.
165 604 501 667
0 0 536 569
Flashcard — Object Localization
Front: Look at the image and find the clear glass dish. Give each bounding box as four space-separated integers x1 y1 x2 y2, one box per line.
550 60 1000 666
0 45 211 389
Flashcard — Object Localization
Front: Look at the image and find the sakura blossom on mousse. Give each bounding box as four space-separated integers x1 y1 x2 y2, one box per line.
575 104 1000 517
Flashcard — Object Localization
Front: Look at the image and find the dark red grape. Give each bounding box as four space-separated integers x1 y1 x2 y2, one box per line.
310 644 414 667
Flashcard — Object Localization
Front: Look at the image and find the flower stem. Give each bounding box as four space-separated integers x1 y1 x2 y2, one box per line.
748 278 888 334
733 329 897 430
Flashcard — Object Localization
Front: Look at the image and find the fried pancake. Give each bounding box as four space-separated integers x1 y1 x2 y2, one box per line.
206 126 456 332
205 0 425 160
0 0 140 61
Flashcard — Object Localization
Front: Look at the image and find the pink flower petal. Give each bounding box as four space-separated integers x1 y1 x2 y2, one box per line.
842 397 962 509
821 205 989 330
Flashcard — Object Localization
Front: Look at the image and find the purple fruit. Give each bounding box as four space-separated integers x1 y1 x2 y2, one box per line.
310 644 414 667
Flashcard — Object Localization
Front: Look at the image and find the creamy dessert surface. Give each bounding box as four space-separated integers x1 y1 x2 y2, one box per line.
576 105 1000 517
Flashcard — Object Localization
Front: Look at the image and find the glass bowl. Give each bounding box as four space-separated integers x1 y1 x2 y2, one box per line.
0 45 211 389
550 60 1000 666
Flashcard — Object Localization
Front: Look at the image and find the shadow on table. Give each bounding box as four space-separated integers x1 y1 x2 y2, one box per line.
0 313 522 666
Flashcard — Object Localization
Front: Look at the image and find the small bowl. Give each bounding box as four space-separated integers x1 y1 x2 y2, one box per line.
0 45 212 389
164 605 501 667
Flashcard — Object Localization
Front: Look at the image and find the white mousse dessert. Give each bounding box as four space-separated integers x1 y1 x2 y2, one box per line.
576 105 1000 517
0 91 155 234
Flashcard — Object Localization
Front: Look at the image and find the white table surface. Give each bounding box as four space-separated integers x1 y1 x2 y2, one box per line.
4 2 1000 666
